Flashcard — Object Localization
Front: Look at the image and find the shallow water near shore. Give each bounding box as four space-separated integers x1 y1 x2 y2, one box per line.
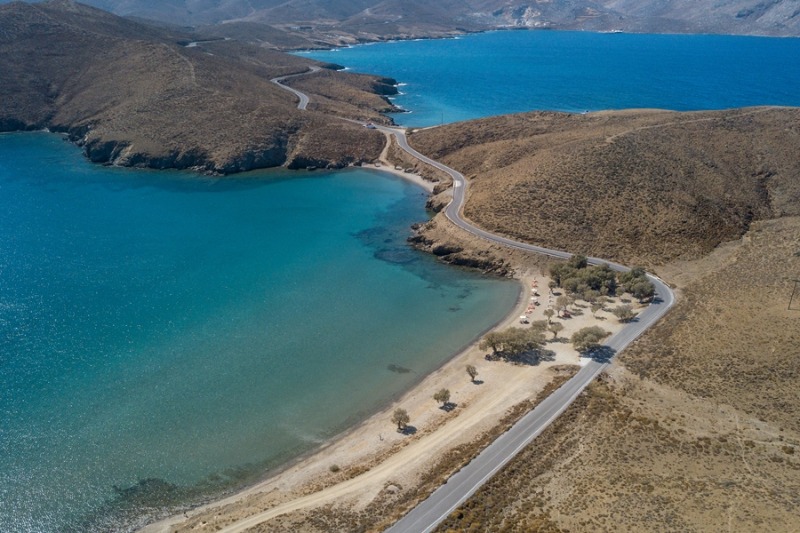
301 30 800 127
0 133 518 531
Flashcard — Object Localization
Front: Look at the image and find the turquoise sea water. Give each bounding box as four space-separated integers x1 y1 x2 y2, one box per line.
0 133 518 531
301 31 800 126
7 30 800 532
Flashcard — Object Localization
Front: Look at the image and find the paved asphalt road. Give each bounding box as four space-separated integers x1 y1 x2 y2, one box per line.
258 82 676 533
270 66 320 110
380 126 675 533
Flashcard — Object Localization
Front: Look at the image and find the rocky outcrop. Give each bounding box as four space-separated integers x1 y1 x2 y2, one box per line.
0 118 40 132
408 223 513 277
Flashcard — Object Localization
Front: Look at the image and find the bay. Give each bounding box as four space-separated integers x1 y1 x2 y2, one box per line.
301 30 800 127
0 133 518 531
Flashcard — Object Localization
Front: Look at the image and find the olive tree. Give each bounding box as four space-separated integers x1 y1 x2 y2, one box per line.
392 408 410 432
466 364 478 382
612 304 637 323
433 388 451 407
480 325 546 359
548 322 564 340
555 295 573 316
571 326 610 353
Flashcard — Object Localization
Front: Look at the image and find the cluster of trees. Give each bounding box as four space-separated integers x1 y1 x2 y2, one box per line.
618 267 656 302
391 264 655 433
571 326 610 353
550 255 656 303
550 255 616 297
478 323 547 359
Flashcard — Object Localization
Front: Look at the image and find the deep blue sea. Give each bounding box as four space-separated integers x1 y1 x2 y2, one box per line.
0 133 518 531
301 30 800 126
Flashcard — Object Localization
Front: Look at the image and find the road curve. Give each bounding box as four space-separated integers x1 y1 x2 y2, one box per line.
378 125 674 533
252 78 676 533
271 66 320 110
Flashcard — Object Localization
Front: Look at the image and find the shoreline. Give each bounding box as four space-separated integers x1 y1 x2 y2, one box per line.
366 163 435 193
289 27 800 57
141 266 637 532
140 274 527 532
138 147 477 532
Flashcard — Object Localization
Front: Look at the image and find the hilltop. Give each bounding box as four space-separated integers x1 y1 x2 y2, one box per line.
0 0 396 173
410 107 800 266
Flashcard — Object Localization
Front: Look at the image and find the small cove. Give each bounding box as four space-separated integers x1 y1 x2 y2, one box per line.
0 132 518 531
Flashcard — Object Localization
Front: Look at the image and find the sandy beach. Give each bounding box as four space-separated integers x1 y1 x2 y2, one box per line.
142 264 636 532
371 129 437 193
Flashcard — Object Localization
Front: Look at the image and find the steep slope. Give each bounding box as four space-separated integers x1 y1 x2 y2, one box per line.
410 107 800 265
0 0 389 173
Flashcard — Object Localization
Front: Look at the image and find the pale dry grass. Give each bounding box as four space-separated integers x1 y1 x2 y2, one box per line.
410 108 800 266
435 218 800 532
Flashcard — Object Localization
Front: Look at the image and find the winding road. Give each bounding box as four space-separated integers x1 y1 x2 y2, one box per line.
271 66 320 110
218 70 676 533
377 126 674 533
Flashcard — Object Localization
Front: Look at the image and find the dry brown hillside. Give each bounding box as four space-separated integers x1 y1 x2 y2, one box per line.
436 217 800 532
282 68 401 123
411 107 800 265
0 0 389 173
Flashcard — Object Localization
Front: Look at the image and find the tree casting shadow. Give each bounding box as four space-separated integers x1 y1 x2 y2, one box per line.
582 345 617 362
505 348 557 366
